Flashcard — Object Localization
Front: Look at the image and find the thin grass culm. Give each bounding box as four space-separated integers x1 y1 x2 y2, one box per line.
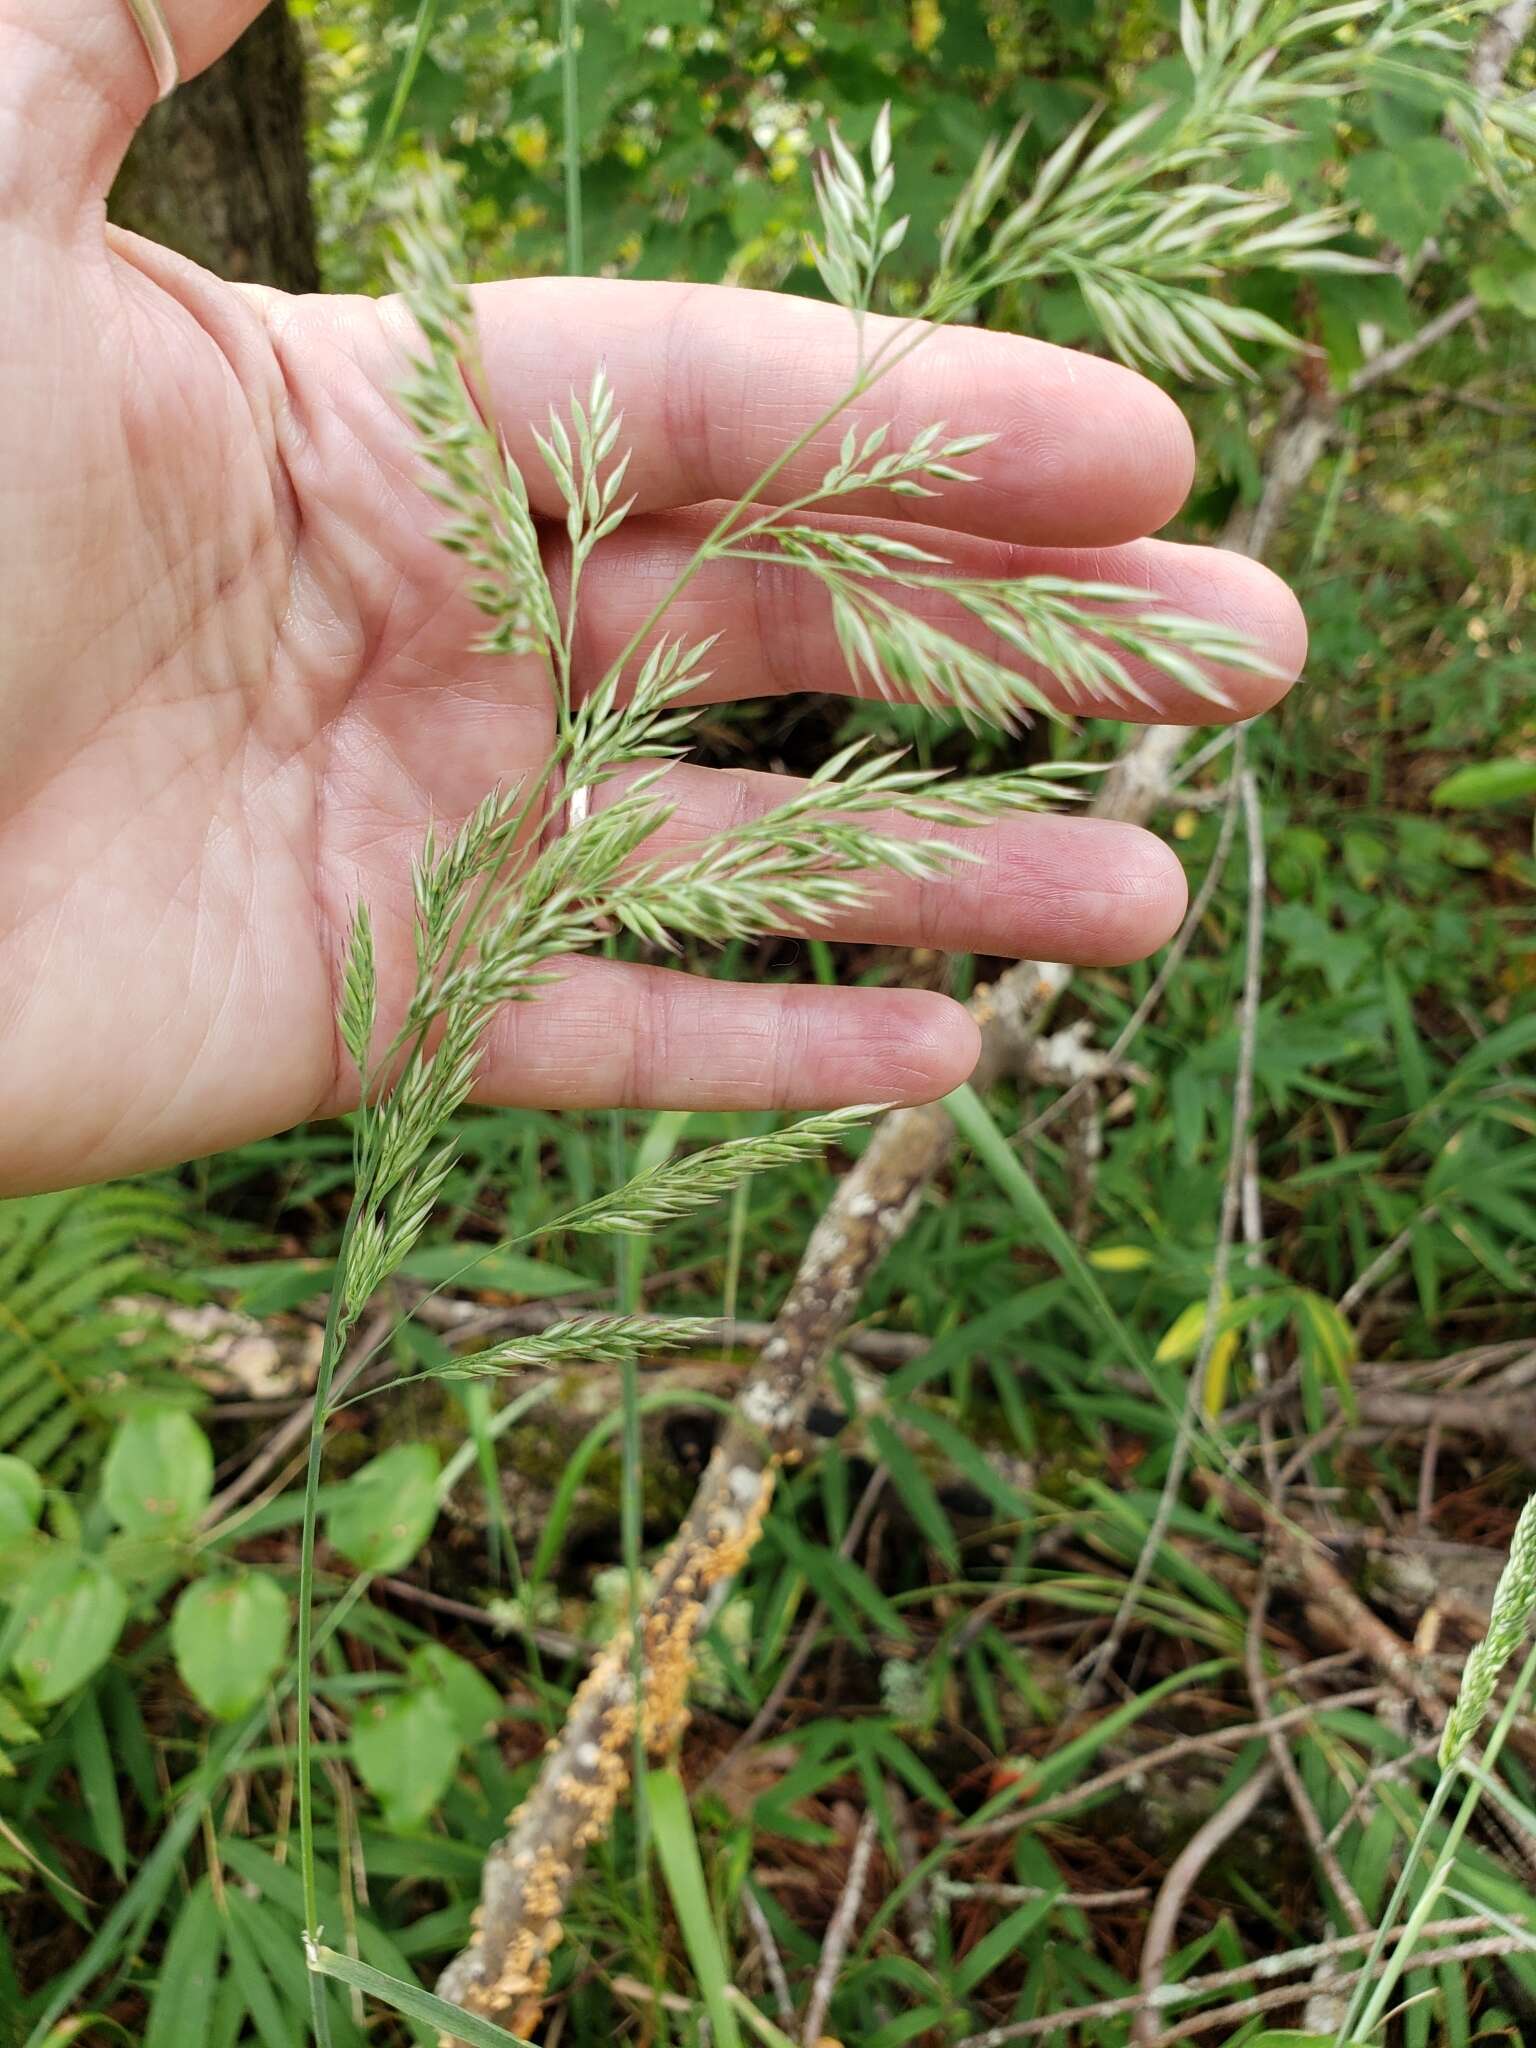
1333 1493 1536 2046
285 33 1415 2032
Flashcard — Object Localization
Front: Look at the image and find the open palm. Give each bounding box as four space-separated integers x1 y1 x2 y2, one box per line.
0 1 1305 1195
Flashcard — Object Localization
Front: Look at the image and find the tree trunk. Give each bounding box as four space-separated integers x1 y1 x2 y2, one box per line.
110 1 318 292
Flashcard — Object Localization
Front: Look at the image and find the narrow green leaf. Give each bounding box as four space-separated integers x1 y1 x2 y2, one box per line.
944 1084 1152 1381
866 1414 957 1567
223 1905 294 2048
646 1768 744 2048
952 1895 1053 1996
144 1879 223 2048
1431 759 1536 808
905 1407 1031 1523
305 1944 534 2048
1383 964 1431 1112
67 1688 127 1880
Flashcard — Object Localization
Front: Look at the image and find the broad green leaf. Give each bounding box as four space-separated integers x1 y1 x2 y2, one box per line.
171 1572 290 1720
327 1443 440 1573
1470 241 1536 318
1432 758 1536 808
351 1685 459 1829
1346 138 1471 252
10 1551 127 1706
0 1455 43 1547
102 1407 213 1537
407 1642 503 1745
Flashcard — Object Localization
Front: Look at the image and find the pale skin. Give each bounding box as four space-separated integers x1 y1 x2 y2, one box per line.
0 1 1307 1197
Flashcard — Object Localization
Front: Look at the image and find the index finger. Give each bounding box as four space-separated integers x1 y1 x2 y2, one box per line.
457 279 1196 548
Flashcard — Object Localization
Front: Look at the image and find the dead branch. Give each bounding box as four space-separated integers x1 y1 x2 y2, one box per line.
1132 1761 1279 2047
800 1807 879 2046
1244 1571 1370 1937
947 1919 1510 2048
957 1681 1385 1841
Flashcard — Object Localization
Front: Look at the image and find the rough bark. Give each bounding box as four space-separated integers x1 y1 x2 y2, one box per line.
110 1 318 290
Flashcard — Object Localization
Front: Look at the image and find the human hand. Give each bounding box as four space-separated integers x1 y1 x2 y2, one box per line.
0 1 1305 1195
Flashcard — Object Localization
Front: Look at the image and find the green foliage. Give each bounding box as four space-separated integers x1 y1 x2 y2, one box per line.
170 1572 291 1720
7 1551 127 1709
351 1683 460 1828
326 1442 442 1572
0 1182 191 1479
102 1406 213 1537
3 3 1535 2046
0 1456 42 1549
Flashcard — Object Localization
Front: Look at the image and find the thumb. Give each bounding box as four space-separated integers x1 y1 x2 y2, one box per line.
0 0 271 224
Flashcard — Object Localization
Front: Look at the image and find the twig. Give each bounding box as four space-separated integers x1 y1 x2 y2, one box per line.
800 1808 879 2045
1339 1207 1440 1318
1133 1762 1279 2046
950 1913 1498 2048
743 1883 796 2030
1207 1474 1451 1723
1241 1137 1281 1491
1386 379 1536 420
1469 0 1536 94
201 1305 394 1528
957 1682 1384 1840
374 1575 588 1664
1137 1936 1528 2048
1020 768 1242 1144
1244 1572 1370 1936
936 1880 1150 1910
1073 764 1266 1703
1345 294 1481 399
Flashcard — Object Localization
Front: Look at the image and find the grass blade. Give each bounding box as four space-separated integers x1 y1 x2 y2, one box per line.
305 1946 533 2048
645 1768 745 2048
